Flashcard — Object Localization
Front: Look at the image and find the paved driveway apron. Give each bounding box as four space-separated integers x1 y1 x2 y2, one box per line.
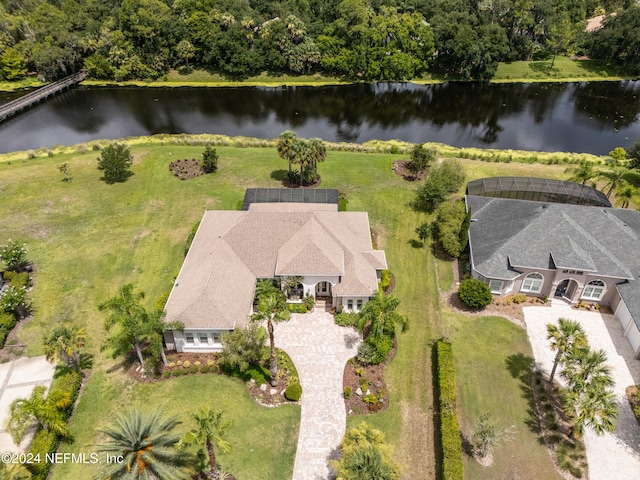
524 303 640 480
274 311 361 480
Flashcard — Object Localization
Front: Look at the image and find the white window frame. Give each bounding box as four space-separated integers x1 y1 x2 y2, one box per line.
521 272 544 293
357 299 363 310
581 280 605 301
488 279 503 294
347 299 353 310
198 333 209 345
185 332 194 344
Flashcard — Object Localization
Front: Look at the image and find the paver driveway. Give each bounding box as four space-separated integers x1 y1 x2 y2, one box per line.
524 303 640 480
274 310 361 480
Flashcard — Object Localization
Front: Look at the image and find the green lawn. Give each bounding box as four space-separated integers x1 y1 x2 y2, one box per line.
0 143 578 479
444 313 562 480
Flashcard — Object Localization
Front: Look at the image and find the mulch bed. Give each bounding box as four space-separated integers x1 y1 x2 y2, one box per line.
342 342 396 415
126 351 297 408
391 160 429 181
169 158 205 180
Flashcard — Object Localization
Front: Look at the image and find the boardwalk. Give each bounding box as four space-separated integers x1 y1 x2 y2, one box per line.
0 71 86 123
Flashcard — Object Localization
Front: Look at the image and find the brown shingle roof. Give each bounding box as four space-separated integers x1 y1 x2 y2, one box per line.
164 204 386 329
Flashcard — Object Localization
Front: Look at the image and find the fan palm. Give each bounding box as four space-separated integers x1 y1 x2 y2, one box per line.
598 166 629 198
7 385 71 444
564 161 596 185
179 406 231 477
98 284 147 367
561 347 615 392
357 289 408 340
251 293 290 386
564 381 618 437
42 323 86 372
94 407 192 480
546 318 587 383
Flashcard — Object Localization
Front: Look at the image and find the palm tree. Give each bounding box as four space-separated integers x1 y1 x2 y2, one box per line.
546 318 587 383
94 407 192 480
179 406 231 477
561 347 618 437
276 130 300 177
614 183 638 208
42 323 86 372
98 284 147 367
336 444 399 480
598 166 629 198
357 289 408 340
565 161 596 185
6 385 71 444
251 293 290 386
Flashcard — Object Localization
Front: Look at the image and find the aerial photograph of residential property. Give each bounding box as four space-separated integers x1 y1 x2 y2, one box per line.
0 1 640 479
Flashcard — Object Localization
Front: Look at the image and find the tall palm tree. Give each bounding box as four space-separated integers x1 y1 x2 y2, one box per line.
6 385 71 444
94 407 192 480
251 293 290 386
98 284 147 367
357 289 408 340
179 406 231 477
276 130 300 176
546 318 587 383
598 166 629 198
561 347 615 392
564 161 596 185
42 323 86 372
614 183 638 208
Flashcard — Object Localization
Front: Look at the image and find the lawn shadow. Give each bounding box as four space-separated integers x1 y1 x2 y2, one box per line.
529 61 554 75
505 354 546 443
270 169 288 182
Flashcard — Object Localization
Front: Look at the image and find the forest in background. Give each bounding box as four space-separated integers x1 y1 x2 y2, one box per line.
0 0 639 83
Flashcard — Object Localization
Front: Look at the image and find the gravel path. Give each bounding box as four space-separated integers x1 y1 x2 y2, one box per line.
275 310 361 480
523 302 640 480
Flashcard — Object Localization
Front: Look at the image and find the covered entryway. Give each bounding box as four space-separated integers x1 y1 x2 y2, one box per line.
554 278 579 302
315 281 332 298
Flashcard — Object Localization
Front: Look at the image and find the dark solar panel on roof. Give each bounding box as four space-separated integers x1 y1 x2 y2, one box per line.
466 177 612 207
241 188 340 210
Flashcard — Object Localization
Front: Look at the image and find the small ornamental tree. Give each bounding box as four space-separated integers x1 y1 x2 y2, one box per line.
407 144 435 175
201 145 218 173
97 143 133 184
0 240 28 271
458 278 492 309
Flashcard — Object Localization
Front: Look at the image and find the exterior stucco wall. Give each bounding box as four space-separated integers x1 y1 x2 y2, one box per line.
336 295 371 313
173 329 231 353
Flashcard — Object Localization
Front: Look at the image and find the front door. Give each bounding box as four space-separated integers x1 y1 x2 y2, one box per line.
555 279 569 297
316 282 331 297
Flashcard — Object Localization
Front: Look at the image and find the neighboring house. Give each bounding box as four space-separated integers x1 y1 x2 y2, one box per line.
466 193 640 358
163 191 386 353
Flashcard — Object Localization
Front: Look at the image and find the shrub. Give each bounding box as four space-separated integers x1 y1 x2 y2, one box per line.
364 393 378 404
287 303 307 313
163 370 172 378
184 221 201 256
200 365 210 374
458 278 493 309
435 201 469 258
183 360 191 368
0 240 28 271
358 335 393 365
97 143 133 184
414 160 466 212
407 144 436 174
355 368 365 377
435 341 464 480
357 343 377 365
303 293 315 310
28 429 59 479
190 366 199 374
344 386 352 399
194 361 201 366
155 287 172 312
173 368 184 377
512 293 528 304
207 359 215 367
0 285 32 317
334 311 359 327
3 271 29 288
201 145 218 173
380 270 391 292
285 382 303 401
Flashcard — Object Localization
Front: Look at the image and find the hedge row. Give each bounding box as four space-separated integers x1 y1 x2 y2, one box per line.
435 340 464 480
27 369 83 480
0 312 17 349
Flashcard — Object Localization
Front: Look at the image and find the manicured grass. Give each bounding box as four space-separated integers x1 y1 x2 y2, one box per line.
53 372 299 480
443 313 562 480
492 56 634 83
0 142 585 479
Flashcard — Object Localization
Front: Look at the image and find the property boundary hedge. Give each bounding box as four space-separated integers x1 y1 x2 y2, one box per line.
27 369 83 480
435 340 464 480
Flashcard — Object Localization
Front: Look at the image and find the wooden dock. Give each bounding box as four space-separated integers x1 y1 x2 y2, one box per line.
0 71 86 123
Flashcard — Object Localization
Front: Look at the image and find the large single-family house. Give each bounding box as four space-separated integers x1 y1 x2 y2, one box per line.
163 189 387 352
466 192 640 358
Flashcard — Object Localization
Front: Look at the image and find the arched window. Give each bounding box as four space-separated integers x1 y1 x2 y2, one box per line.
521 273 544 293
581 280 605 301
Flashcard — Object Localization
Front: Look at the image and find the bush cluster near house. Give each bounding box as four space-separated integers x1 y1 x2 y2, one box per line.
435 201 471 258
434 340 464 480
458 278 493 309
407 144 436 176
415 160 466 212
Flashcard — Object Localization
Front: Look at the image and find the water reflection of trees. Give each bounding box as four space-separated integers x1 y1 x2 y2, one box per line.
571 81 640 129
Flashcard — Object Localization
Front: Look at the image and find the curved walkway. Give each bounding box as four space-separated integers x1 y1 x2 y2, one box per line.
524 303 640 480
274 310 361 480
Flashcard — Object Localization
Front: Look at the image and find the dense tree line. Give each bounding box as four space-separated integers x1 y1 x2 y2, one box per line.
0 0 636 82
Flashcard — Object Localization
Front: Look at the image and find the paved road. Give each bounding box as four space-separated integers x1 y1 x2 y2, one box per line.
524 303 640 480
0 356 56 452
275 310 361 480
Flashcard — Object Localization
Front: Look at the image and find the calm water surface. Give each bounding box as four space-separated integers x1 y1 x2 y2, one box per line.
1 81 639 155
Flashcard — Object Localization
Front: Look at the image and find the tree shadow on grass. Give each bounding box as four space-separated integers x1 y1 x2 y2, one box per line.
408 239 424 249
270 169 288 182
505 353 546 443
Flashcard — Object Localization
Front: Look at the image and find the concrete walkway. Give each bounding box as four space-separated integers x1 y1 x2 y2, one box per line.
0 356 56 453
523 304 640 480
275 310 361 480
